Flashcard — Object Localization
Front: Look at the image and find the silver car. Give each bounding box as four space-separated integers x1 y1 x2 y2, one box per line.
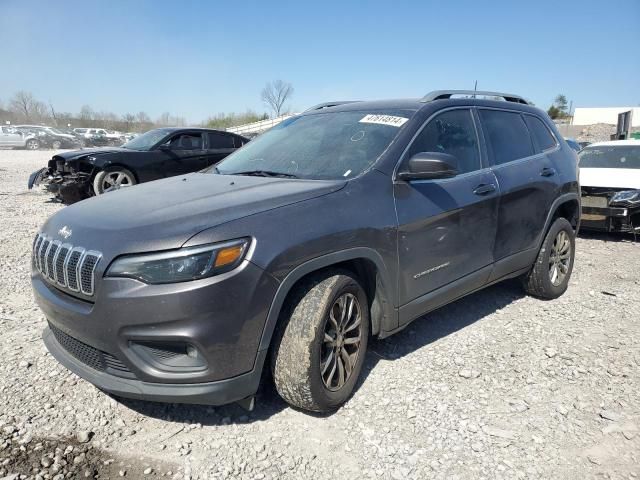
0 126 40 149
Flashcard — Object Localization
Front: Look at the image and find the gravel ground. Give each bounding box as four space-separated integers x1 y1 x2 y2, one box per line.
1 149 639 480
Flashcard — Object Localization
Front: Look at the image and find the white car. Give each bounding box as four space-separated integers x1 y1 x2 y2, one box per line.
579 139 640 232
0 126 40 149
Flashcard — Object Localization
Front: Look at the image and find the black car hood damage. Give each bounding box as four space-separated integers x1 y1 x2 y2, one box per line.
40 173 345 257
54 147 132 162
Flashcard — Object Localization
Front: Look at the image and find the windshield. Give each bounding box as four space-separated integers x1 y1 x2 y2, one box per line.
122 128 172 151
579 145 640 169
48 128 64 134
212 110 410 180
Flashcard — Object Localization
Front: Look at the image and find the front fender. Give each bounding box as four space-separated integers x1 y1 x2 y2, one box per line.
256 247 397 355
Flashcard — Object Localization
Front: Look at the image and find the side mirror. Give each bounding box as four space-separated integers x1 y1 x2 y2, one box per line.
397 152 459 181
158 144 172 151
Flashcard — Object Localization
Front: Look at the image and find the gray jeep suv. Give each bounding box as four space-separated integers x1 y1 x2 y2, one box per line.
32 90 580 413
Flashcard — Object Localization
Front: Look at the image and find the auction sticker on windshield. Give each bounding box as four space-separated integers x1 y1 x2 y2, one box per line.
359 114 408 127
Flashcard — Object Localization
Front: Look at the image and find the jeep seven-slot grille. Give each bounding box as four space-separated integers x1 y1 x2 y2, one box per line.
33 233 102 296
49 323 132 376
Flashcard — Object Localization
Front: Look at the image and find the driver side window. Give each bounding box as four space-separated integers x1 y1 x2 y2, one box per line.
406 109 481 175
167 133 203 150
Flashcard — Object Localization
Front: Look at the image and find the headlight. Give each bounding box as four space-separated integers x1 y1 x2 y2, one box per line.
106 239 250 284
610 190 640 204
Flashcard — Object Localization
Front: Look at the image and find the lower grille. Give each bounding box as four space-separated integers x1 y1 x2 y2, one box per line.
49 323 133 378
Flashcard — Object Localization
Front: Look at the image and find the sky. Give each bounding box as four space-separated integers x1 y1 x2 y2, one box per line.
1 0 639 124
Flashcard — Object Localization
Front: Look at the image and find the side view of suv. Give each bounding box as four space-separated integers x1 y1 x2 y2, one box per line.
32 90 580 413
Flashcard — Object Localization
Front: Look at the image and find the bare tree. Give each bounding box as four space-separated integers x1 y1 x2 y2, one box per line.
261 80 294 117
9 91 37 122
79 105 94 127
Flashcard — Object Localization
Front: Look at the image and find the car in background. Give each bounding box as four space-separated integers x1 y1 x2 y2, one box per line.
15 126 82 149
579 140 640 233
0 126 40 149
29 127 248 203
565 138 581 152
578 141 591 150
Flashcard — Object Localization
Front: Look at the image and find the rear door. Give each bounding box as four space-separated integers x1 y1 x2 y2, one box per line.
394 108 500 321
478 109 559 264
205 131 238 166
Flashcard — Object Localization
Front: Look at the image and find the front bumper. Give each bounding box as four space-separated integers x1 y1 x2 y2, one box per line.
43 327 266 405
34 259 279 405
28 167 92 203
580 204 639 232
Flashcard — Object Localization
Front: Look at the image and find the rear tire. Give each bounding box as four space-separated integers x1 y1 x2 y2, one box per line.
522 217 575 299
271 270 369 412
51 140 62 150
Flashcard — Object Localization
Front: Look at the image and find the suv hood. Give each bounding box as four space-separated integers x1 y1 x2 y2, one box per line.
580 167 640 189
40 173 345 256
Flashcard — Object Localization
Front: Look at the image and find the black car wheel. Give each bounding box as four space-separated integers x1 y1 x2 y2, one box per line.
271 270 369 412
93 167 137 195
523 217 575 299
25 139 39 150
51 140 62 150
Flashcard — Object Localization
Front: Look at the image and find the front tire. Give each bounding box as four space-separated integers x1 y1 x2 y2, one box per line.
25 139 39 150
523 217 575 299
271 271 369 412
92 167 136 195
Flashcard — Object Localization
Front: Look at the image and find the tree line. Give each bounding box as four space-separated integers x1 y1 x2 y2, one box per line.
0 80 295 133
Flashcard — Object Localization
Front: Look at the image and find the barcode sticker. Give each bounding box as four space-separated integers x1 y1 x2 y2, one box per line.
359 114 408 127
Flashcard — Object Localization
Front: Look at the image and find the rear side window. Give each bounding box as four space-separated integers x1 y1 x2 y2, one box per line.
406 109 481 174
480 110 534 165
208 132 234 149
524 115 556 151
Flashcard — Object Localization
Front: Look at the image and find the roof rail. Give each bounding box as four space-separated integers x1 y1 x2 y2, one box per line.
421 90 531 105
304 101 361 112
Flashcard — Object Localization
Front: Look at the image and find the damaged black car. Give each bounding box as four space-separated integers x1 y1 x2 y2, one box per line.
29 127 248 203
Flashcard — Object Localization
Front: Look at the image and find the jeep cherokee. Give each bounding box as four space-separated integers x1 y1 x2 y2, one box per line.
32 90 580 413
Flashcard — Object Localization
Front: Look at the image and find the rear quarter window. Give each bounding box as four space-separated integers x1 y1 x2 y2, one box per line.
524 115 557 152
480 110 534 165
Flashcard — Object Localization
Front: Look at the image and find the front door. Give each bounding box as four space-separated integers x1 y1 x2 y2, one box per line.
394 108 499 323
162 132 209 175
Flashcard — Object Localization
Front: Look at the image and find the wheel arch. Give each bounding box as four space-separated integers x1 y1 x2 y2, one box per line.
536 193 580 249
257 248 397 356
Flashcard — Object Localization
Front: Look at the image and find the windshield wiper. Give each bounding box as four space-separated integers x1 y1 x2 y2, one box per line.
231 170 299 179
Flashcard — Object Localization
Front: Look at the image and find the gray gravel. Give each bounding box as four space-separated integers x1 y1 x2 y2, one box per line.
1 149 639 479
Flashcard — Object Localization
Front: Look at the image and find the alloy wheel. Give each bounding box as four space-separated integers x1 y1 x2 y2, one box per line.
320 292 363 391
101 171 134 193
549 230 571 286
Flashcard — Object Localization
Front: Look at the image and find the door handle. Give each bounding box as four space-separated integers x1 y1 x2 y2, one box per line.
540 167 556 177
473 183 496 195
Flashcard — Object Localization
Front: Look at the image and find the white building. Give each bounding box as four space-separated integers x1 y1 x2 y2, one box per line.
572 107 640 127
